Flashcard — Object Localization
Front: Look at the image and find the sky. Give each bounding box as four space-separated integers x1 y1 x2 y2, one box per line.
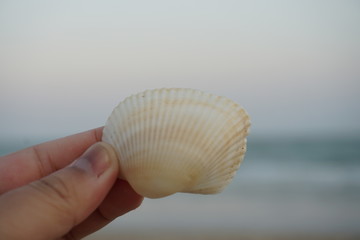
1 0 359 140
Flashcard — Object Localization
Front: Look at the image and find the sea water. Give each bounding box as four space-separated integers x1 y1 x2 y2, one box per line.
1 135 360 234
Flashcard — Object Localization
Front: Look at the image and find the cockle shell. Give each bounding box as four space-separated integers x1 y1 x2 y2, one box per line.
102 88 250 198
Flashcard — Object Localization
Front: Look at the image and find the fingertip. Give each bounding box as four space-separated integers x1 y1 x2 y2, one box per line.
98 142 122 178
97 142 119 169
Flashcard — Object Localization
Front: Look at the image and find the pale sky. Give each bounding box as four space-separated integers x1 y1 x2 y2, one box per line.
1 0 359 139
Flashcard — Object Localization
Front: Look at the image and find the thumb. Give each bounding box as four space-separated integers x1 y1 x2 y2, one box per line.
0 142 119 240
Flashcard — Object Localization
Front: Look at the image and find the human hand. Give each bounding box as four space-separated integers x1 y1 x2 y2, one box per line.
0 127 143 240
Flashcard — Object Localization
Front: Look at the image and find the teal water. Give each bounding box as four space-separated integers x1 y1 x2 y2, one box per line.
242 135 360 187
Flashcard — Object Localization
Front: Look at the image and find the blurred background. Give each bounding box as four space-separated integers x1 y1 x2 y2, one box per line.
1 0 359 239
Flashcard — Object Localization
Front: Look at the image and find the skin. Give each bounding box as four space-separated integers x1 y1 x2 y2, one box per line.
0 127 143 240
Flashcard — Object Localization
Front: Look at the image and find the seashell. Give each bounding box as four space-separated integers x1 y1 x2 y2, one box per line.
102 88 250 198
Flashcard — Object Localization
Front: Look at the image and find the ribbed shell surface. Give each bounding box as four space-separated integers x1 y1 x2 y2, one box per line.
102 88 250 198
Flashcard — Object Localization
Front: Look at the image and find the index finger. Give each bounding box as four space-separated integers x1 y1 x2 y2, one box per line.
0 127 103 194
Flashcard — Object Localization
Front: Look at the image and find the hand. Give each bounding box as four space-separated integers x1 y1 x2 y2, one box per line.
0 127 143 240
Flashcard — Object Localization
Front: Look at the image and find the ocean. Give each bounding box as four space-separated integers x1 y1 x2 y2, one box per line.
1 135 360 237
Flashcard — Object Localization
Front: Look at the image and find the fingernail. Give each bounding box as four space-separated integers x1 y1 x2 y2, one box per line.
73 143 112 177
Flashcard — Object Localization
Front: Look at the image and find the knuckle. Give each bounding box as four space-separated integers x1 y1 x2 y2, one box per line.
32 144 59 178
35 175 72 201
29 174 78 225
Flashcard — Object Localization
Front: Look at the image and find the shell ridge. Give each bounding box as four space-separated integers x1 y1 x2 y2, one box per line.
148 90 159 171
204 129 248 178
186 99 249 184
179 90 218 179
177 91 222 173
167 89 197 184
189 123 249 192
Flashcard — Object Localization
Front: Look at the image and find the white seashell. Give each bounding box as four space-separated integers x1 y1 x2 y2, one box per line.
102 88 250 198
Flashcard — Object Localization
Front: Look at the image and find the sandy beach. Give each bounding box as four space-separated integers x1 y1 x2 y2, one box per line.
85 229 360 240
